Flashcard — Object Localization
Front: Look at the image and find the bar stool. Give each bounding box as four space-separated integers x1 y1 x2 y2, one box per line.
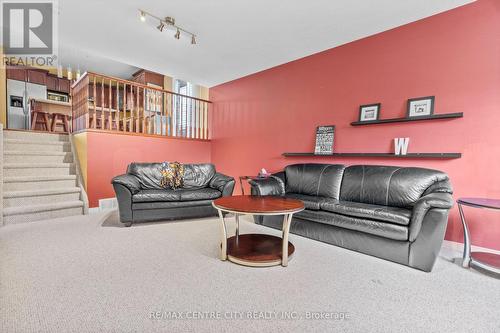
51 113 70 133
31 111 51 131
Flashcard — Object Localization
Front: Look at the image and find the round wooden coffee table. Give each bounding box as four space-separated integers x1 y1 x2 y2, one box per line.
212 196 304 267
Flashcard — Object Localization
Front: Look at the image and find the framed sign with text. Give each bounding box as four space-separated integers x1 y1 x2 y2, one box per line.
314 125 335 155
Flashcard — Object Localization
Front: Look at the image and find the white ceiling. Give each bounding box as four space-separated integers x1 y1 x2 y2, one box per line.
58 0 475 87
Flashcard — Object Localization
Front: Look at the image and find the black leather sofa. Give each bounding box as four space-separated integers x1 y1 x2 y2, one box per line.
249 163 454 272
112 163 235 226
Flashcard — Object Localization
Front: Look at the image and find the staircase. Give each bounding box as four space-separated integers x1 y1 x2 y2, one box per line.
2 130 86 225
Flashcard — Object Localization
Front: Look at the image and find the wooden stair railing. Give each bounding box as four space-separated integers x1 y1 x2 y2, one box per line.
71 72 211 140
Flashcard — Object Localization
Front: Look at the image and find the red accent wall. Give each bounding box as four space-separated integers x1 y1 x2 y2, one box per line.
86 131 211 208
210 0 500 250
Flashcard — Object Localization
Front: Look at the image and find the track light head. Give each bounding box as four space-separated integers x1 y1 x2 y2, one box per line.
174 29 181 39
165 17 175 26
191 35 196 45
157 22 165 32
140 11 146 22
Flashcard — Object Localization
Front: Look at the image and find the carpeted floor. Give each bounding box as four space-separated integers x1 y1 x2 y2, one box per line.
0 211 499 333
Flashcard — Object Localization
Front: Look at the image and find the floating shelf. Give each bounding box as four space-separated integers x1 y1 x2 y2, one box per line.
282 152 461 159
350 112 463 126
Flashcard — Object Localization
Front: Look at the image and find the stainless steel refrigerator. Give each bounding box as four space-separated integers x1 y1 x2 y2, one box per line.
7 79 47 129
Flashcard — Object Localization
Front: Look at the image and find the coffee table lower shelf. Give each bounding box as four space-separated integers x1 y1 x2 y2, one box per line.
224 234 294 267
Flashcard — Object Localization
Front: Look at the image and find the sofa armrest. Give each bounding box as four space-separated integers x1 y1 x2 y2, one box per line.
209 173 235 197
409 192 454 241
111 174 141 195
248 176 285 196
112 183 134 225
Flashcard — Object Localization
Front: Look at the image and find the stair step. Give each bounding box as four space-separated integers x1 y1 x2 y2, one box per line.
3 201 84 224
3 163 75 177
4 151 74 163
4 187 80 198
4 200 84 215
4 139 71 152
3 188 81 208
3 130 69 142
3 175 77 191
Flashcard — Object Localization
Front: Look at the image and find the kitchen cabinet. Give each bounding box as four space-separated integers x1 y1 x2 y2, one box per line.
131 69 164 87
58 78 70 93
27 69 47 85
46 74 70 94
6 67 27 81
46 75 58 91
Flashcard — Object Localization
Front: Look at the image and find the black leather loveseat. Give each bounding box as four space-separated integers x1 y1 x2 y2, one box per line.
249 163 454 272
112 163 235 226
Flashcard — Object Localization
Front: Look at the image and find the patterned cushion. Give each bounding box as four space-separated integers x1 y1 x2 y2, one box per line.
160 162 184 190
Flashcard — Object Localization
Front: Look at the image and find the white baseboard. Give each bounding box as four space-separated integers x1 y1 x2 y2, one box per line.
88 207 99 214
88 197 118 214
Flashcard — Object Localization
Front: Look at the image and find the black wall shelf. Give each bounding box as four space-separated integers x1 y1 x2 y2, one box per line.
350 112 463 126
282 152 461 159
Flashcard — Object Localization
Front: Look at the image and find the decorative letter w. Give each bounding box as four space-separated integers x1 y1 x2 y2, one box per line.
394 138 409 155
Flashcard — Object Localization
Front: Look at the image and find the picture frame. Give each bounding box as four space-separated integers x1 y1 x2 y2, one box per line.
359 103 381 122
314 125 335 155
407 96 435 118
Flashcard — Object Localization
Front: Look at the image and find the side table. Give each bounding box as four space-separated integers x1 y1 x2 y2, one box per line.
238 175 269 195
457 198 500 275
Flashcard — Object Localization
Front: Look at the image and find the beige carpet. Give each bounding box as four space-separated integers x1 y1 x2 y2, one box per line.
0 211 499 333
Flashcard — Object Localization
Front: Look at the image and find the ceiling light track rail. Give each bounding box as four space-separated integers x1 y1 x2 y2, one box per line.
139 9 196 44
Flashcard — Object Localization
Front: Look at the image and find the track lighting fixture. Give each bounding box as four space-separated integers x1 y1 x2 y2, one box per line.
138 9 197 45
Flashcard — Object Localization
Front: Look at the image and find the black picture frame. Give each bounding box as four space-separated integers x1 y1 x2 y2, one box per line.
358 103 381 122
406 96 435 118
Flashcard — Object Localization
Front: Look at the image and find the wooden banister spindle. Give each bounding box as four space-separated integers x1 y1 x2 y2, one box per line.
137 86 141 133
190 98 194 138
123 83 127 132
85 76 90 129
141 87 146 134
129 85 133 132
168 93 172 136
108 79 112 130
115 80 119 131
204 101 208 139
92 75 97 129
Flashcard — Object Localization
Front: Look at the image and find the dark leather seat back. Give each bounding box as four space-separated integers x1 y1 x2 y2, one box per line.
127 163 164 190
183 164 216 188
285 164 346 199
127 163 216 190
340 165 451 208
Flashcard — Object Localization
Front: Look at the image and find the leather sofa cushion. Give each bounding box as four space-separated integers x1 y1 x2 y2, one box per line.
320 200 411 226
285 164 346 199
295 210 409 241
133 189 180 202
133 188 221 203
133 200 214 210
340 165 451 208
285 193 334 211
183 164 216 188
127 163 164 190
178 188 221 201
